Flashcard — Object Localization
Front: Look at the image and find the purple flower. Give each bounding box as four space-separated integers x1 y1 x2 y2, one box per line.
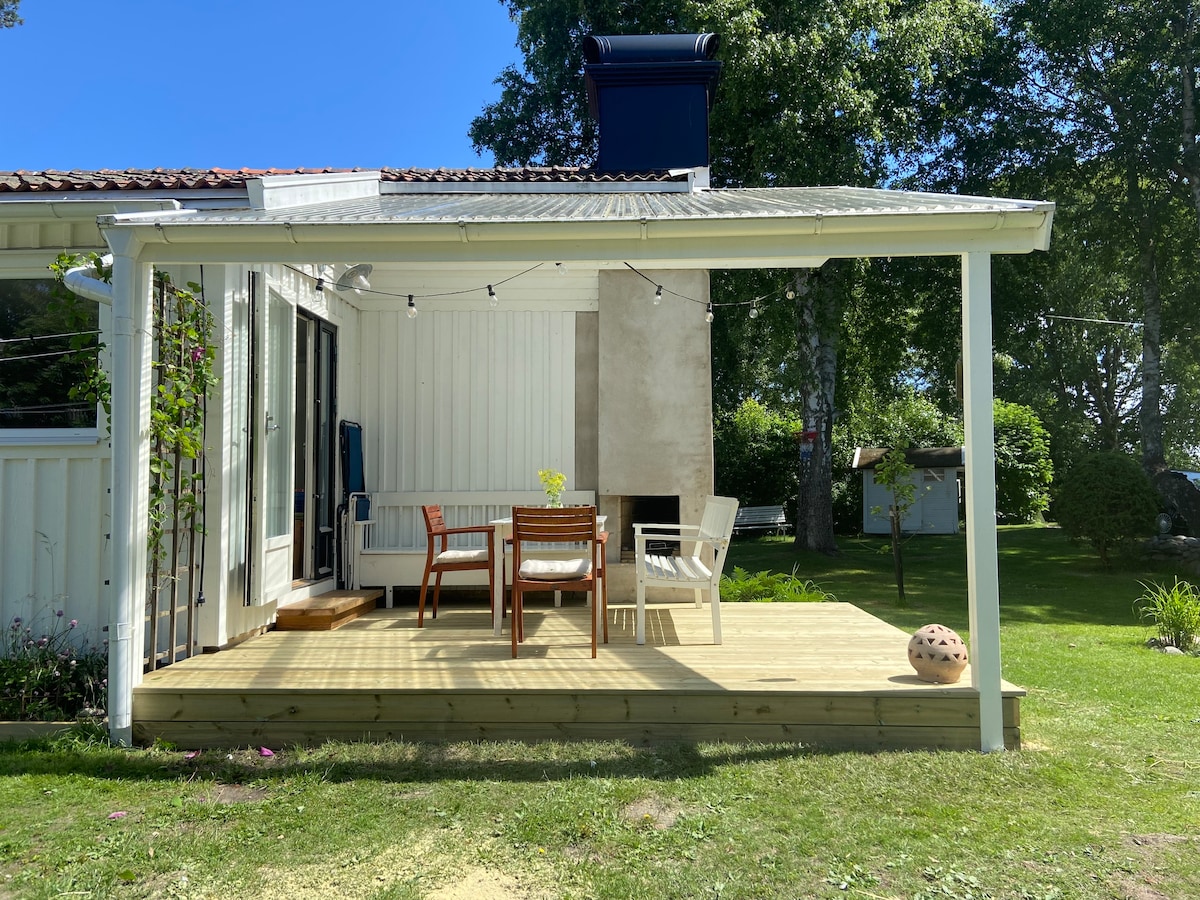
55 610 64 618
191 347 204 362
69 619 78 629
37 637 49 648
12 617 20 627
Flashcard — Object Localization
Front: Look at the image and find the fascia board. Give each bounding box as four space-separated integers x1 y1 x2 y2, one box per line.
103 204 1053 264
0 199 182 221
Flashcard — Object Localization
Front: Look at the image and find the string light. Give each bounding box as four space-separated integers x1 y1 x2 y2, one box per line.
282 261 804 323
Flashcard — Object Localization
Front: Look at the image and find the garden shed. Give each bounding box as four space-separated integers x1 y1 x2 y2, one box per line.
853 446 964 535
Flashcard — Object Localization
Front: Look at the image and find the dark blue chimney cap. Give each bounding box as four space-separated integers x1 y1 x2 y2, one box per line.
583 33 720 65
583 34 723 173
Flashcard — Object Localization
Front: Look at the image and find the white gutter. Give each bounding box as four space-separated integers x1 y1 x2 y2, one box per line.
63 254 114 306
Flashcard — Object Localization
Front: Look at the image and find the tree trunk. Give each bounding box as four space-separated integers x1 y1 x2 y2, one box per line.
792 262 842 555
1127 160 1167 473
890 508 906 605
1175 6 1200 238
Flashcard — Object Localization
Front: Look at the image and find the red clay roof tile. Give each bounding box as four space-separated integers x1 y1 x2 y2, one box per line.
0 167 681 193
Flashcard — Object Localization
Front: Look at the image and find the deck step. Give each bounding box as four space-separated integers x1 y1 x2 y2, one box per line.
275 590 383 631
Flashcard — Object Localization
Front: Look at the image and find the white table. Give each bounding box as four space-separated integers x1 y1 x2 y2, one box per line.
489 514 607 637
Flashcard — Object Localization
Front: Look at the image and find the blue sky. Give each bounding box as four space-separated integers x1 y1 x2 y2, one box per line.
0 0 523 171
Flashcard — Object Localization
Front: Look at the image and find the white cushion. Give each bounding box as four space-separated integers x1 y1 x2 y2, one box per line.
519 558 591 581
436 549 489 564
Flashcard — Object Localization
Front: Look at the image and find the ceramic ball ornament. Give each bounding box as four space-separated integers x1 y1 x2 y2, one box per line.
907 624 968 683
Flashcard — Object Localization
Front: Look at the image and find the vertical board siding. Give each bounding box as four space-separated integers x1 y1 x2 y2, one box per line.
358 308 577 549
0 450 110 637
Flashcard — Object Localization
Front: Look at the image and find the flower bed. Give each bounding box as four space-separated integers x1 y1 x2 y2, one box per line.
1 609 107 722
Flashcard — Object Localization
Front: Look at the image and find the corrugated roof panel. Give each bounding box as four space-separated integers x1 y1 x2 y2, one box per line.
155 186 1047 227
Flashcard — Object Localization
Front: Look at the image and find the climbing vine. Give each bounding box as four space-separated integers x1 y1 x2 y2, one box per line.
50 256 216 574
147 271 216 573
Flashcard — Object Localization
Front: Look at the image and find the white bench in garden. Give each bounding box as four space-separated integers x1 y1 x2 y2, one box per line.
733 504 789 535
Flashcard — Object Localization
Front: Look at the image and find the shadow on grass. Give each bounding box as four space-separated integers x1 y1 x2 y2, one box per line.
0 728 880 785
728 525 1186 630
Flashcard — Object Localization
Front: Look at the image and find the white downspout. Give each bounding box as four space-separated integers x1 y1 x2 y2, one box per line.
102 236 152 746
63 255 114 306
961 251 1005 752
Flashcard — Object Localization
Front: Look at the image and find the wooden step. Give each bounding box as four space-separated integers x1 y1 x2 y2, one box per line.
275 590 383 632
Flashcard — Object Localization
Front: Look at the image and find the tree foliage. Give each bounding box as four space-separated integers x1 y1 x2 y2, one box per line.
0 1 20 29
993 400 1054 523
1055 451 1160 565
713 398 801 510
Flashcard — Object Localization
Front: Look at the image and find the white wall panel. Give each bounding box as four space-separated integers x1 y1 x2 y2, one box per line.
358 305 578 550
0 449 109 640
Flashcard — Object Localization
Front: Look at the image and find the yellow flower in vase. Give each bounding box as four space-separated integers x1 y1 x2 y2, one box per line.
538 468 566 507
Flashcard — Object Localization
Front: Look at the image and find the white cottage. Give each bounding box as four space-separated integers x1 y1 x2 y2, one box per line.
853 446 966 535
0 35 1053 751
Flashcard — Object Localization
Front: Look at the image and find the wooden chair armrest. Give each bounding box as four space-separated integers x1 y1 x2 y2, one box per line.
440 524 495 536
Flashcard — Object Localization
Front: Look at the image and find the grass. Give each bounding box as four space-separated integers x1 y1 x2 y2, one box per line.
0 525 1197 899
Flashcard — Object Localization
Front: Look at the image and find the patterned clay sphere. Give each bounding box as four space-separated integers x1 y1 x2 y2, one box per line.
907 624 968 684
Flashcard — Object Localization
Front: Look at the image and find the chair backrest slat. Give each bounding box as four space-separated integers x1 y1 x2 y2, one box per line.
511 505 598 543
422 504 447 535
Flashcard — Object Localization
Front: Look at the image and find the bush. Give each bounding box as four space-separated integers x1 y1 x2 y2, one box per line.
719 566 838 602
993 400 1053 523
0 610 107 721
1055 452 1160 565
1135 578 1200 652
714 399 802 510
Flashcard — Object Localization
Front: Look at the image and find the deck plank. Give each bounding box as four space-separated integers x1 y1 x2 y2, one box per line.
133 603 1023 750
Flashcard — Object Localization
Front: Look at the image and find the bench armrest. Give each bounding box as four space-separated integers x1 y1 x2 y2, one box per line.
634 523 700 535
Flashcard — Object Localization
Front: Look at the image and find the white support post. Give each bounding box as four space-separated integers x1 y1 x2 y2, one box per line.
105 237 153 747
961 251 1005 752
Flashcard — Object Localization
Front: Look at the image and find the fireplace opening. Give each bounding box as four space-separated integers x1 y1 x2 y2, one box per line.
620 495 680 554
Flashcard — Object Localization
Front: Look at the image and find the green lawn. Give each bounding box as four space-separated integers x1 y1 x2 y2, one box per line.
0 526 1197 899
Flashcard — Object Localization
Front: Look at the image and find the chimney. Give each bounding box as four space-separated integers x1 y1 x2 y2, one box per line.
583 33 722 176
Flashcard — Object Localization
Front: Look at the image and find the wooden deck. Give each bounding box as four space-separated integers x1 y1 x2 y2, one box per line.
132 601 1023 751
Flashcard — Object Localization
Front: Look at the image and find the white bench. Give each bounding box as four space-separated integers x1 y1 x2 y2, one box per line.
346 491 597 606
733 504 789 535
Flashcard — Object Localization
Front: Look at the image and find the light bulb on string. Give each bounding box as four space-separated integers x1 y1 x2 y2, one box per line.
406 294 418 319
488 285 498 308
749 300 759 319
555 262 569 275
785 288 796 300
705 301 714 324
654 285 663 306
314 277 325 293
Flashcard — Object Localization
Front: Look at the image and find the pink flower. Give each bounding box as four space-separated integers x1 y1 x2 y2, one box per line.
259 747 275 757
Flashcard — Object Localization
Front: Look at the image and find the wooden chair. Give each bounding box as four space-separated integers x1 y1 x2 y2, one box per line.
509 505 608 659
418 504 496 627
634 495 740 645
